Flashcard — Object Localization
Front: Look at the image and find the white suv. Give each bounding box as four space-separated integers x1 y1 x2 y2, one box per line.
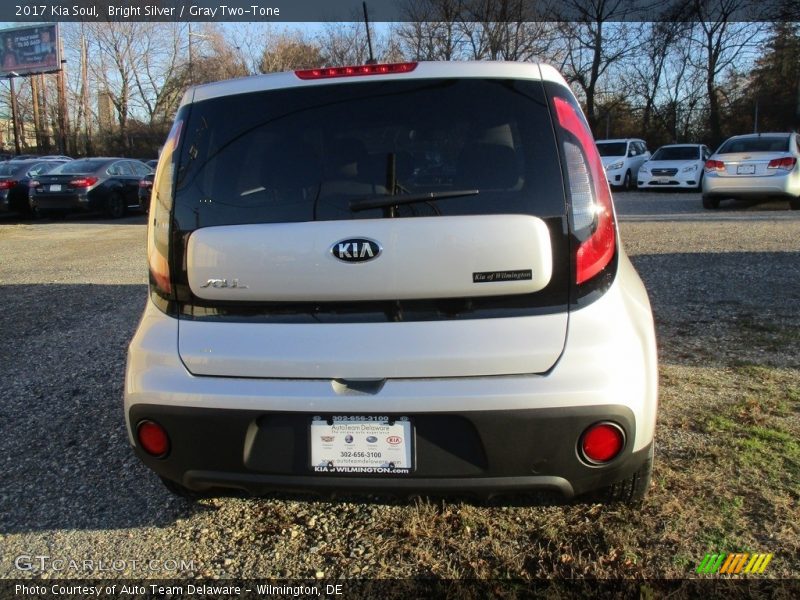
125 62 658 504
596 138 651 190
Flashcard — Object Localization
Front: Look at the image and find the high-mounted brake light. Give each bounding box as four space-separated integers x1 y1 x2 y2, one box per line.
553 96 616 285
705 159 725 172
295 62 418 80
767 156 797 170
69 176 98 188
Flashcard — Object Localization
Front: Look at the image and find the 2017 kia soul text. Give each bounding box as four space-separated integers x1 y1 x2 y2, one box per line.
125 61 658 504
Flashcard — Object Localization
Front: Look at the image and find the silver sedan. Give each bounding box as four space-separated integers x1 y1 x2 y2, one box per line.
702 133 800 210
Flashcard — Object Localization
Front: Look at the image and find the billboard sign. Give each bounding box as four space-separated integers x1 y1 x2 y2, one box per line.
0 24 60 77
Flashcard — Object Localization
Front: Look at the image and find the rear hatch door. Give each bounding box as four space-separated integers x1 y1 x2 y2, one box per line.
173 70 570 379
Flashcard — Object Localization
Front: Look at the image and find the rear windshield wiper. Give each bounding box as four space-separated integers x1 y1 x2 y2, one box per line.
349 189 479 213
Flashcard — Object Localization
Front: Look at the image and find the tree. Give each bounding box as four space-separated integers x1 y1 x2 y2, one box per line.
258 30 325 73
553 0 639 134
743 22 800 132
686 1 763 145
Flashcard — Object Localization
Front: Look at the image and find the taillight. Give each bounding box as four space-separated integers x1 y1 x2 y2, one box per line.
295 62 417 80
148 119 183 297
139 179 153 188
69 176 98 188
28 180 39 188
553 96 616 285
580 422 625 464
705 159 725 172
767 156 797 170
0 180 15 190
136 420 170 457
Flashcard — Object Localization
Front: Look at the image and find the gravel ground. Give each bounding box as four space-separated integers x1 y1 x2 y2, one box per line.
0 192 798 581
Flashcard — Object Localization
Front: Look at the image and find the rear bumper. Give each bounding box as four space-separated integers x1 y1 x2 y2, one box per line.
129 403 650 498
702 171 799 198
30 193 91 212
125 262 658 499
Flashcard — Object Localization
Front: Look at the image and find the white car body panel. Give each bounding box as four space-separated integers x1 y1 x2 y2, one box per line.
187 215 553 302
126 254 657 452
703 133 800 200
596 139 650 188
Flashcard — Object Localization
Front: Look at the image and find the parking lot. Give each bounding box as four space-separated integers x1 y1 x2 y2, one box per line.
0 190 798 579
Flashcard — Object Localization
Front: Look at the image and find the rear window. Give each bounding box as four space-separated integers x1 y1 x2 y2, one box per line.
651 146 700 161
0 163 23 176
51 159 107 174
173 78 565 230
718 136 790 154
596 142 627 157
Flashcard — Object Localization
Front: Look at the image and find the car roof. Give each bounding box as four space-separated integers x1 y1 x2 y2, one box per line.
596 139 645 144
187 61 567 104
657 143 703 148
725 133 791 140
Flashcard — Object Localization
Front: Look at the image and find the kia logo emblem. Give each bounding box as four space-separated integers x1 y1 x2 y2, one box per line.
331 238 382 263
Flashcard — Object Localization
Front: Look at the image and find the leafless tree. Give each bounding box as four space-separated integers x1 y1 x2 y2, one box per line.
553 0 640 133
685 0 764 144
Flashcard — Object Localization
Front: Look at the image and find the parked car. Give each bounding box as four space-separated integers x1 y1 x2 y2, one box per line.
29 157 153 218
702 133 800 210
0 159 68 216
637 144 711 190
125 61 658 505
596 138 650 190
138 172 154 212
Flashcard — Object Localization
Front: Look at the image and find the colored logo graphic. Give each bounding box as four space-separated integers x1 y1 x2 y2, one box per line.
696 553 773 574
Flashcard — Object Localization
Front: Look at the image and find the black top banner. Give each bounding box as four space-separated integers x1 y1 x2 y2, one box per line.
3 0 799 23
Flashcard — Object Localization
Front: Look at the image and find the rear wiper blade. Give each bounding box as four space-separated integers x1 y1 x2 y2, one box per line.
349 189 479 212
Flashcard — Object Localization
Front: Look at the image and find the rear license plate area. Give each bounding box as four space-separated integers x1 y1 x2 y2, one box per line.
310 416 413 475
736 164 756 175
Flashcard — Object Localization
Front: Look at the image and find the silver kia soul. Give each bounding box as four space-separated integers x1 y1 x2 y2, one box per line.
125 61 658 504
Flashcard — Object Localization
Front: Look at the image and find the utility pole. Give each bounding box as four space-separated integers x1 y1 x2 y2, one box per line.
57 33 69 154
39 74 50 151
31 75 42 152
8 76 21 154
80 29 91 155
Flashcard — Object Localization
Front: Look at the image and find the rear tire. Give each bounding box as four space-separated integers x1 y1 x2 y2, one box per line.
702 196 719 209
790 198 800 211
106 193 125 219
592 445 654 506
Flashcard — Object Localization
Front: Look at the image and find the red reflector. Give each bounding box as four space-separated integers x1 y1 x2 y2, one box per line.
767 156 796 170
295 62 418 80
704 159 725 172
70 176 98 188
137 420 170 457
581 423 624 464
0 180 15 190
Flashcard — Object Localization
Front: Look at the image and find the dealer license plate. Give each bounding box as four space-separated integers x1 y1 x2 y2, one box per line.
310 416 413 475
50 184 62 192
736 164 756 175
